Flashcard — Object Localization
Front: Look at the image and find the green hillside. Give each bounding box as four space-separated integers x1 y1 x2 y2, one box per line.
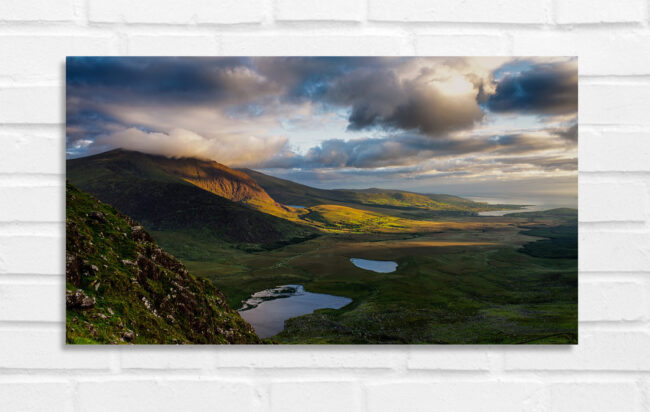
66 183 261 344
241 168 522 214
67 149 317 250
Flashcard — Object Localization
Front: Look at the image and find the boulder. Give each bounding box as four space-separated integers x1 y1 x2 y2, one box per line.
66 289 96 309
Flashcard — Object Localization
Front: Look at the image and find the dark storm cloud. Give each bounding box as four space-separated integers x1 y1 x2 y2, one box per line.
66 57 282 145
487 60 578 115
67 57 280 105
554 123 578 142
324 67 484 136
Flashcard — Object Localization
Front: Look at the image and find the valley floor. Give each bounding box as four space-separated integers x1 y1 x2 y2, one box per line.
153 215 578 344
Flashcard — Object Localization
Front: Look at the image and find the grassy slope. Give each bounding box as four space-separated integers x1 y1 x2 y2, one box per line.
241 168 522 215
66 183 260 344
67 149 317 250
300 204 515 234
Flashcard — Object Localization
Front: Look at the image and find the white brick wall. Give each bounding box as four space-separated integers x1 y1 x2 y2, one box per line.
0 1 647 410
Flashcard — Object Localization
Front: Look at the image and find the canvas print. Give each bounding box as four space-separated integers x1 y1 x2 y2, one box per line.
66 57 578 344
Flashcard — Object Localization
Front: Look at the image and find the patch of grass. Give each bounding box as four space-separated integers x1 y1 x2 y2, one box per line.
519 224 578 259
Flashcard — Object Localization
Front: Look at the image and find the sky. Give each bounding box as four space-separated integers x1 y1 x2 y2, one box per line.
66 57 577 205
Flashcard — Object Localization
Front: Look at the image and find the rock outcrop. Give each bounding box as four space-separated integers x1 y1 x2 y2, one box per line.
66 182 261 344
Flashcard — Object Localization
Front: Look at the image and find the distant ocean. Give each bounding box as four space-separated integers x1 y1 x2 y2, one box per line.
464 195 577 211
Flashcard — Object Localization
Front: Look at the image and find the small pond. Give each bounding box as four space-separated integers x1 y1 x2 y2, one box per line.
238 285 352 338
350 258 398 273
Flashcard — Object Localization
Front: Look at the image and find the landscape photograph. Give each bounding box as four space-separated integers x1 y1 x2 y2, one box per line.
65 56 578 344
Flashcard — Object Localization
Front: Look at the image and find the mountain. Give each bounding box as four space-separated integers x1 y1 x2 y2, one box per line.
150 155 295 218
67 149 316 248
66 183 261 344
241 168 521 214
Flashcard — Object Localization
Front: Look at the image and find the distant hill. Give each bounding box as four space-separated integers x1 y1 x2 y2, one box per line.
505 208 578 219
241 168 521 214
67 149 316 248
66 183 261 344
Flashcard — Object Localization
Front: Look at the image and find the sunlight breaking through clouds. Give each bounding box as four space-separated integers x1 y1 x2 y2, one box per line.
66 57 577 201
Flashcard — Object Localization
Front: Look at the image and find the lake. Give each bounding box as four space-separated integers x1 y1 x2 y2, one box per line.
350 258 398 273
286 205 306 209
238 285 352 338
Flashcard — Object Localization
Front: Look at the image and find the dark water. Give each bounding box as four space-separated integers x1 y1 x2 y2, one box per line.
350 258 398 273
286 205 306 209
238 285 352 338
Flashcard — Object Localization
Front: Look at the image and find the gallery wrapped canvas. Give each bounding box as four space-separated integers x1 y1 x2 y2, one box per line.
66 57 577 344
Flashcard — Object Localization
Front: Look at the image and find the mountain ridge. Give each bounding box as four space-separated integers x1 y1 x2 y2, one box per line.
67 149 317 248
240 167 522 214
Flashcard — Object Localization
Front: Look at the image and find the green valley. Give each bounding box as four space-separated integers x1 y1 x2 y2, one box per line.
67 149 577 344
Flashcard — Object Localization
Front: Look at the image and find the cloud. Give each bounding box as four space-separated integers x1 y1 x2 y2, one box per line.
487 59 578 115
554 123 578 142
261 128 575 171
66 57 577 201
67 57 280 105
92 127 288 167
324 65 485 136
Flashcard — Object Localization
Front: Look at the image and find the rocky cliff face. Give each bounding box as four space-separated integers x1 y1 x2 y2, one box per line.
66 183 261 344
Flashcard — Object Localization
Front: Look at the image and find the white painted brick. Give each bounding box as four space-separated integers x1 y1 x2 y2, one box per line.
120 347 215 369
505 331 650 370
0 87 62 124
579 181 646 222
0 187 63 222
0 127 64 174
555 0 645 24
0 0 75 22
579 129 650 171
220 34 414 55
366 382 547 412
0 35 116 82
275 0 364 21
77 380 257 412
89 0 265 24
271 381 362 412
579 280 646 321
0 328 111 369
580 232 650 272
407 347 491 370
580 83 650 126
415 34 508 55
548 382 643 412
216 347 406 368
0 382 74 412
512 31 650 75
1 0 650 408
0 282 62 322
369 0 549 23
127 35 219 55
0 236 62 275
